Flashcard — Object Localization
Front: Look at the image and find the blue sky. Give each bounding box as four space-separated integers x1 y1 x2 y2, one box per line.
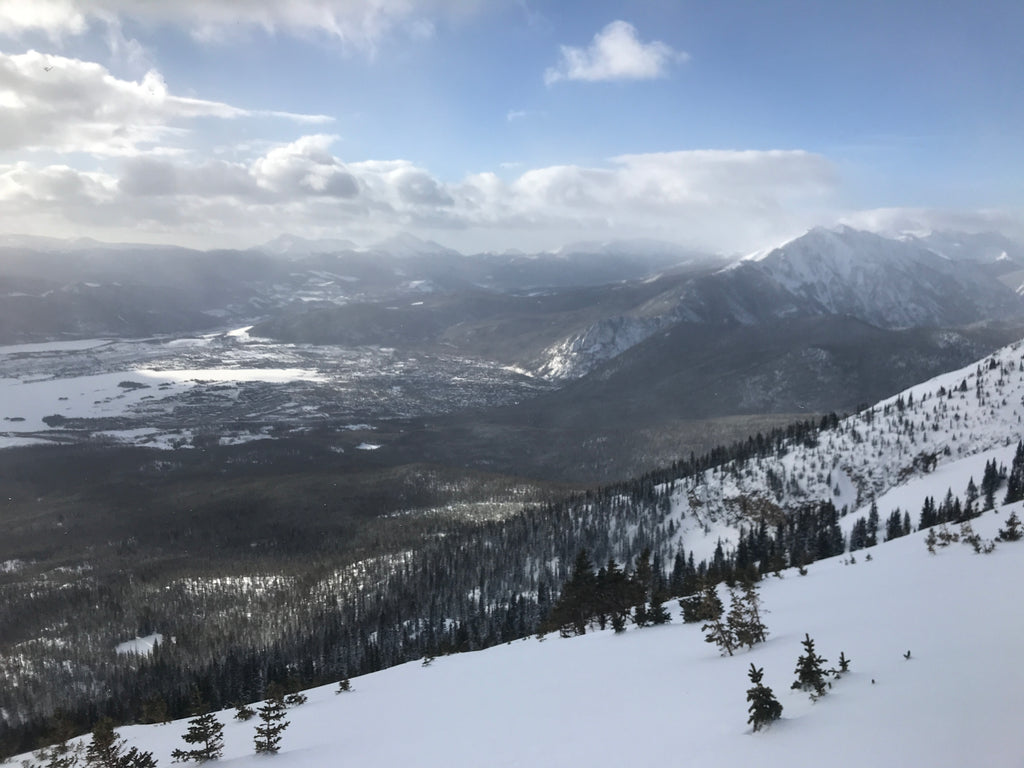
0 0 1021 253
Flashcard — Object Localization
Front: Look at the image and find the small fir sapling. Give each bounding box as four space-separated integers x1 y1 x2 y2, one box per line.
746 664 783 732
254 694 289 755
791 633 829 701
170 710 224 763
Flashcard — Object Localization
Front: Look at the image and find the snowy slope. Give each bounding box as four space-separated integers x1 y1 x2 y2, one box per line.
13 509 1022 768
663 336 1024 556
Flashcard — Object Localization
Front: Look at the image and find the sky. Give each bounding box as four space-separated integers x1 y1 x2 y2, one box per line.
0 0 1022 254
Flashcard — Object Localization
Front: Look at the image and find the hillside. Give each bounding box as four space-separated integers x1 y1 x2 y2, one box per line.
11 507 1021 768
5 332 1024 762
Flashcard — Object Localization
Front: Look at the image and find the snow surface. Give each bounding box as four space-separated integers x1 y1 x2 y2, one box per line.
0 366 324 434
15 510 1022 768
115 634 163 656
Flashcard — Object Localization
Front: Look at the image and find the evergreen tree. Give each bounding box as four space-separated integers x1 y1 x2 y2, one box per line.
36 739 81 768
86 719 157 768
918 496 937 530
703 585 736 656
253 694 289 755
335 678 352 694
140 696 170 726
728 581 768 649
982 459 1001 510
542 549 597 636
965 476 979 506
1004 442 1024 505
866 502 879 547
647 588 671 626
234 703 255 721
681 581 723 624
171 711 224 763
791 633 829 701
997 510 1023 542
746 664 783 732
632 548 653 627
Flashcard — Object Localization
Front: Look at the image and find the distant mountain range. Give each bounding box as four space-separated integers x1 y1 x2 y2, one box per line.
3 225 1024 484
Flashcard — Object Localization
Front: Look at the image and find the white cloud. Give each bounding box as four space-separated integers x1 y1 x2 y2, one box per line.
0 0 479 51
0 51 331 156
0 143 847 253
839 207 1024 243
544 20 687 85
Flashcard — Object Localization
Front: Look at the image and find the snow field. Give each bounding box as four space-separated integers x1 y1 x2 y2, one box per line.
23 509 1019 768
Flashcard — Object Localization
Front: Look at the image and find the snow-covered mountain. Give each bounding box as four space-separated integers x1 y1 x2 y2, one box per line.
656 334 1024 562
253 233 359 256
535 226 1024 380
740 225 1023 328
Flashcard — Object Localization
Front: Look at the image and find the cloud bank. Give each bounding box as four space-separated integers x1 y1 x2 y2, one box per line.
0 0 479 50
0 134 843 252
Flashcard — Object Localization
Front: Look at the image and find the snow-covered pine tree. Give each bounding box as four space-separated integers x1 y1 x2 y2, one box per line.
170 711 224 763
254 694 289 755
746 664 783 732
791 633 829 700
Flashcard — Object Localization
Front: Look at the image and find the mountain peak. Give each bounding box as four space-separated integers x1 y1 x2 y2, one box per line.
255 234 359 256
368 233 461 258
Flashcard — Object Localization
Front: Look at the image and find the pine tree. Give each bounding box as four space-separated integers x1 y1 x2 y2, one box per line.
982 459 1001 510
335 678 352 694
866 502 879 547
234 703 255 721
140 695 170 725
681 580 723 624
86 719 157 768
728 581 768 649
997 510 1023 542
1006 442 1024 505
631 548 653 627
171 711 224 763
746 664 783 732
542 549 597 636
791 633 829 700
703 584 736 656
254 694 289 755
36 739 81 768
